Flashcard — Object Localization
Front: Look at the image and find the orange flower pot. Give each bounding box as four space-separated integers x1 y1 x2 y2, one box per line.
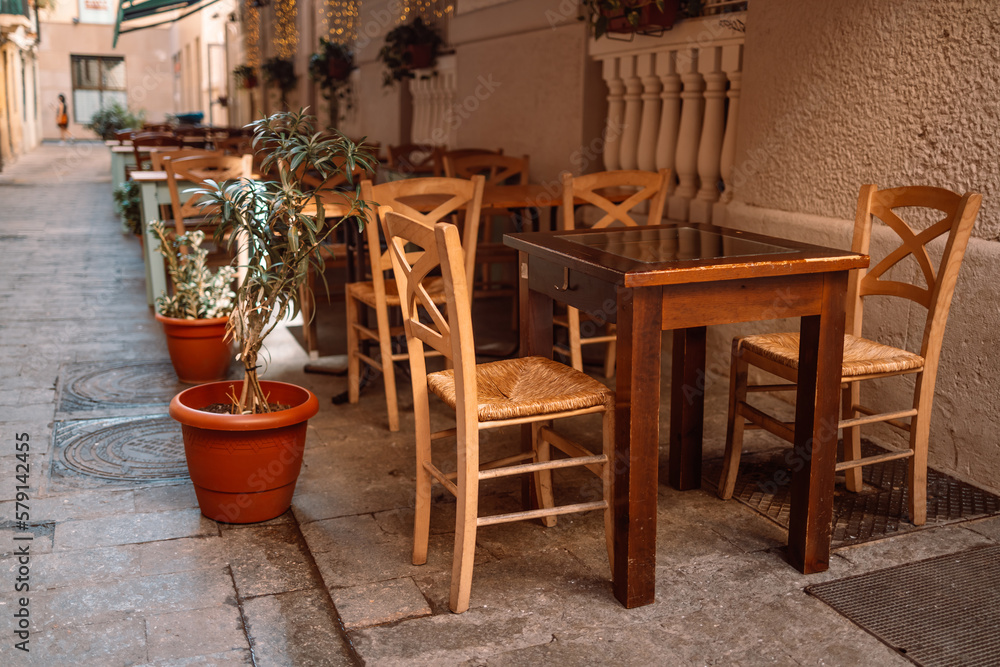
155 313 232 384
169 381 320 523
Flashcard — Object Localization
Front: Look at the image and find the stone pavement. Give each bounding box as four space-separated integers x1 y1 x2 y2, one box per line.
0 143 998 665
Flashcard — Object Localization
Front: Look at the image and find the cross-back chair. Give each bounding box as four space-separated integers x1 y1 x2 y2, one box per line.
163 154 254 237
386 143 443 177
150 148 222 171
131 132 185 172
443 153 530 296
345 176 486 432
718 184 983 526
382 209 615 613
553 168 671 377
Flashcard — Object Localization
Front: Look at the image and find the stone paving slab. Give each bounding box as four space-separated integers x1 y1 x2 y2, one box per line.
53 508 218 551
241 589 356 667
221 523 317 598
144 605 249 662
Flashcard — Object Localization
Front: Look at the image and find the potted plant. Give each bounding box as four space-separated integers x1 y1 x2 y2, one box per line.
149 221 236 384
378 17 444 87
113 180 142 236
88 102 145 140
233 64 259 90
309 38 355 126
261 57 298 110
583 0 702 38
168 110 377 523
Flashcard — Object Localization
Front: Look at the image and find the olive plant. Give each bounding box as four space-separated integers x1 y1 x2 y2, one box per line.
193 110 377 415
149 220 236 320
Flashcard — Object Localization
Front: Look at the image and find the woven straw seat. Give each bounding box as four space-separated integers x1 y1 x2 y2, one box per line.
427 356 613 422
384 210 614 613
740 333 924 377
718 184 982 528
344 176 485 432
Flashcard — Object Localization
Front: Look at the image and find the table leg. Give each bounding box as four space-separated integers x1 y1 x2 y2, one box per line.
139 180 166 307
668 326 707 490
613 285 662 608
787 271 847 574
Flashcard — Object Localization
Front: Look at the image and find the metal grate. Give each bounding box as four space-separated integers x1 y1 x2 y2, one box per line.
57 361 187 416
703 442 1000 547
51 415 188 489
807 545 1000 667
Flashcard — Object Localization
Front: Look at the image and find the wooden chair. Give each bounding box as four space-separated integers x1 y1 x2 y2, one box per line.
718 184 983 526
382 208 614 613
150 148 222 171
163 154 254 237
386 143 443 177
440 147 502 166
553 168 670 377
443 153 530 296
345 176 486 431
130 132 185 172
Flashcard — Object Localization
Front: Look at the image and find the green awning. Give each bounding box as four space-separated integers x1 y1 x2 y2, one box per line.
112 0 223 47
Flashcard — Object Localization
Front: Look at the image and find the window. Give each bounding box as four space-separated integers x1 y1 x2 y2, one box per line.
70 55 127 124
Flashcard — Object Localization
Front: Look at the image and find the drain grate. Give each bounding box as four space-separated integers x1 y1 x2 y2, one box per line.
807 545 1000 667
51 415 188 489
57 361 186 416
703 442 1000 547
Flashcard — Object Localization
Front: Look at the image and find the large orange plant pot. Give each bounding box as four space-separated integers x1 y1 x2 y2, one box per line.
169 381 320 523
155 314 232 384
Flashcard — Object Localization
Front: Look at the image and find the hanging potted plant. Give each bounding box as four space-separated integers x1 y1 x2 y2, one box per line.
583 0 702 38
150 221 236 384
260 57 298 110
378 17 444 87
309 38 355 126
168 110 377 524
233 64 259 90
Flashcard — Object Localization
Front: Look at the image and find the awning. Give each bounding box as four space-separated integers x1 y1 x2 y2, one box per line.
112 0 223 47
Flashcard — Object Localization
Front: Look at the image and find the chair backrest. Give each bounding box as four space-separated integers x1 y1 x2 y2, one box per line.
150 148 223 171
444 153 528 187
440 148 503 173
113 129 135 144
132 132 185 170
215 135 253 156
848 185 982 365
360 176 485 302
560 169 670 230
383 212 477 395
386 143 443 176
163 154 253 234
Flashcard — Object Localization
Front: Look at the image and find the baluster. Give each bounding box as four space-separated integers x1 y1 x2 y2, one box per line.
690 46 727 224
636 53 662 172
619 56 642 170
715 44 743 224
440 68 457 147
655 50 681 194
601 57 625 171
668 48 704 221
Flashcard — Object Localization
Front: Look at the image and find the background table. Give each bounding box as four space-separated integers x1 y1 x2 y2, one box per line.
506 223 868 609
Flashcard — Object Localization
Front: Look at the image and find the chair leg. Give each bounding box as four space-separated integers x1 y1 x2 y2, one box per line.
841 382 863 492
412 404 432 566
908 372 932 526
602 403 615 573
718 340 748 500
567 307 583 372
345 288 361 404
532 422 556 528
449 428 480 614
603 329 616 379
375 311 400 431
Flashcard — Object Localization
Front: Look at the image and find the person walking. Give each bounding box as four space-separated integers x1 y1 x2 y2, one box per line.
56 94 74 145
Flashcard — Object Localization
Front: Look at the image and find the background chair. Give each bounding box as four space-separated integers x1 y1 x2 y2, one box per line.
718 184 983 526
386 143 443 177
553 168 670 377
345 176 485 431
443 153 530 296
383 209 614 613
130 132 185 172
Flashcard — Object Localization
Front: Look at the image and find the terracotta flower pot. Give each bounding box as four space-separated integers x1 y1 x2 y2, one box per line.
155 313 232 384
169 381 320 523
328 56 351 81
406 43 435 70
605 1 678 33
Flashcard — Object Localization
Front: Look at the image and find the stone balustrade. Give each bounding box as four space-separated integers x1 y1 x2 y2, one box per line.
589 14 746 223
409 53 457 147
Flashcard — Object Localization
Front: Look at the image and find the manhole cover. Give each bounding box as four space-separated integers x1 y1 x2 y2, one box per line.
57 361 186 415
51 415 189 488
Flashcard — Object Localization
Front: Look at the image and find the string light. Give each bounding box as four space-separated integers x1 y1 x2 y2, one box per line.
274 0 299 59
324 0 360 44
397 0 454 23
244 0 260 67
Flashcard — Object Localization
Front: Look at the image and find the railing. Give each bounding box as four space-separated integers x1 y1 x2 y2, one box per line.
0 0 28 16
589 13 746 223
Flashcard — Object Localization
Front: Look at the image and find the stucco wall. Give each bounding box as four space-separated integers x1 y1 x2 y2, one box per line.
721 0 1000 492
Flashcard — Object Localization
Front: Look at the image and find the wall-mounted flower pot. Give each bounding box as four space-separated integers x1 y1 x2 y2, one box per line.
328 57 352 81
406 43 435 70
605 1 678 34
155 313 232 384
169 380 319 524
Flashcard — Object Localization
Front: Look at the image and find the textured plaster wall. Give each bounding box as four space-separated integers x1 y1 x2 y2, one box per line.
719 0 1000 492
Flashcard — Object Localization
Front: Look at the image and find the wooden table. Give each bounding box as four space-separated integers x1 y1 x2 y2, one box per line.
505 223 868 609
